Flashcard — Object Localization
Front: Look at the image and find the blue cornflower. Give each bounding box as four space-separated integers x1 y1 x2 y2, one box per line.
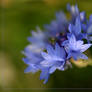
68 16 85 40
28 26 48 50
44 11 68 37
40 43 66 74
62 34 92 60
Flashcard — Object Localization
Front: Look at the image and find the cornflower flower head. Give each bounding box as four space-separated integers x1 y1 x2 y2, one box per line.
62 34 91 60
40 43 66 74
22 4 92 84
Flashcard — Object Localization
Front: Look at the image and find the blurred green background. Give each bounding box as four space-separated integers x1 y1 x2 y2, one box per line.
0 0 92 92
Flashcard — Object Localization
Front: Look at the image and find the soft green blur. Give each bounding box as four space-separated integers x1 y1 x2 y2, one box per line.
0 0 92 92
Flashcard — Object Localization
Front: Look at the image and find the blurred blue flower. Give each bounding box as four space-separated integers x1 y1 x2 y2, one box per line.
22 46 44 73
22 47 51 84
44 11 68 37
62 34 92 60
28 26 48 50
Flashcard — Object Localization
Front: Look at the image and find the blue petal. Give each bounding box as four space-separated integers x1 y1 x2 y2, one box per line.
89 14 92 24
79 53 88 60
80 12 86 22
62 40 68 46
68 24 73 33
80 44 92 52
87 25 92 34
49 66 57 74
71 52 80 61
67 3 71 11
24 65 39 73
82 24 87 32
46 44 54 56
70 52 88 61
41 52 51 60
24 66 32 73
40 68 50 84
89 36 92 41
55 43 66 59
69 34 76 46
75 16 81 35
67 53 72 59
40 60 54 67
22 58 30 65
56 11 67 24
